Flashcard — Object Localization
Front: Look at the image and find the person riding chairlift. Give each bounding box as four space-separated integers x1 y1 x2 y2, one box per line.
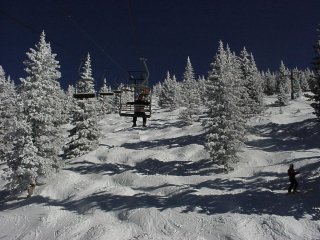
132 94 148 127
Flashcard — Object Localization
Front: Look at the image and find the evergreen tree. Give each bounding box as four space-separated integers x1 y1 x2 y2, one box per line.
263 69 276 95
152 82 162 108
63 100 100 158
98 78 113 116
65 85 76 121
277 84 289 106
291 68 302 98
179 57 201 124
172 75 183 106
305 68 314 91
6 112 45 192
310 25 320 118
152 82 162 99
0 66 17 161
158 71 179 110
7 31 63 191
299 70 310 92
20 31 63 161
64 54 100 158
239 48 264 115
76 53 95 94
205 41 246 171
198 75 207 103
276 61 290 93
248 53 264 114
238 48 254 117
112 85 121 113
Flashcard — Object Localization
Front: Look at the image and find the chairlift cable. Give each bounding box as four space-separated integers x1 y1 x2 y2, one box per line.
56 6 128 89
65 14 128 75
0 8 39 35
0 8 79 58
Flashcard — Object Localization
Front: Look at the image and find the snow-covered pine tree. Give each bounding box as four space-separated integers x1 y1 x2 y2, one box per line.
276 60 290 93
248 53 264 114
277 84 289 106
179 57 201 124
158 71 179 110
98 78 113 116
238 47 254 117
291 68 302 98
111 85 121 113
76 53 95 94
310 25 320 119
152 82 162 99
172 75 183 106
119 83 133 105
64 54 100 158
65 85 76 121
152 82 162 108
57 88 70 125
304 68 314 91
198 75 207 103
64 100 100 158
0 66 17 162
9 31 64 189
205 41 246 171
5 110 46 192
263 69 276 95
239 48 264 116
299 70 310 92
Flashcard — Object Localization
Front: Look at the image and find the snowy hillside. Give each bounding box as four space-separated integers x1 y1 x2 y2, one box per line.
1 95 320 240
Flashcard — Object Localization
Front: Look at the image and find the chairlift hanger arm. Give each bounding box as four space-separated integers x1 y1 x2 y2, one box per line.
139 57 149 86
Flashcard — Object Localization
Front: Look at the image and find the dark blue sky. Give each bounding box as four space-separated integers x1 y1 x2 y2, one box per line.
1 0 319 90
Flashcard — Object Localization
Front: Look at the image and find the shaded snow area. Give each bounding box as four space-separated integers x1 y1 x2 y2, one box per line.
1 95 320 240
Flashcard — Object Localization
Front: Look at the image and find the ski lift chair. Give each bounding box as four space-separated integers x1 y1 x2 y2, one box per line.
119 70 152 118
73 92 96 99
99 89 115 96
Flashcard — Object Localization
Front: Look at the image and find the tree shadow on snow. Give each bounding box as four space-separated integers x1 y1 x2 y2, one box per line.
0 189 11 205
247 118 320 152
64 160 134 175
121 132 206 150
134 158 222 176
64 158 221 177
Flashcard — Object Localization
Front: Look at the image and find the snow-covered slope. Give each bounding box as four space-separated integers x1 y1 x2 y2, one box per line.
1 95 320 240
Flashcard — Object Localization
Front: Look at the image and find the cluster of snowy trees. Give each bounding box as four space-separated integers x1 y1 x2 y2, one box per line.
155 40 314 171
310 25 320 118
261 62 313 106
155 42 264 170
0 32 114 193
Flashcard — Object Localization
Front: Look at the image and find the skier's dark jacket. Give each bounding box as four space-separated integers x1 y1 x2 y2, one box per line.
288 168 298 180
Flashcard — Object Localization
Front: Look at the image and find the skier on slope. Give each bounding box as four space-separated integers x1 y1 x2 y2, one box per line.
27 182 36 198
288 164 299 193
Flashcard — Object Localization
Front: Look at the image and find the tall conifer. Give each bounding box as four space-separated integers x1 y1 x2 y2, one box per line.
205 41 246 171
7 32 63 190
64 53 100 158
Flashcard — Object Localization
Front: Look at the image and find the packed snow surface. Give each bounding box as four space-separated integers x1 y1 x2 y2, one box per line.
1 95 320 240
